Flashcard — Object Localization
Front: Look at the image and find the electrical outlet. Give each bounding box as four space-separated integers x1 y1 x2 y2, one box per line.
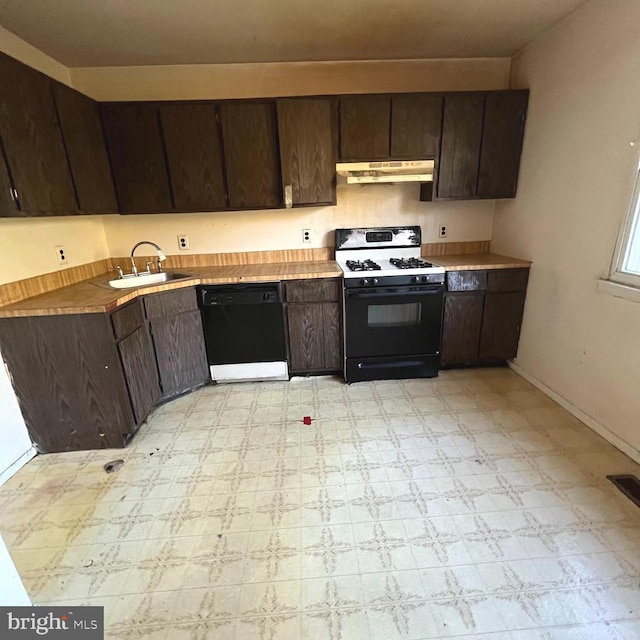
55 245 67 265
439 225 448 239
302 229 311 244
177 235 190 250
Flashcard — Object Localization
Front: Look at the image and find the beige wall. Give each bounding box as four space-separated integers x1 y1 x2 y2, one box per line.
0 25 71 85
71 58 510 101
103 185 494 257
0 218 109 286
492 0 640 455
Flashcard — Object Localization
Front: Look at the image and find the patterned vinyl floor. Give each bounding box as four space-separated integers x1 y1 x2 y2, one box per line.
1 368 640 639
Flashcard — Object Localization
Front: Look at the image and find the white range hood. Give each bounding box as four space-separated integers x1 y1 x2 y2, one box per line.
336 159 435 184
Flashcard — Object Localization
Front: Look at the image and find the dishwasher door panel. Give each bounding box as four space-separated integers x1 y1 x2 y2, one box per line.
201 302 286 365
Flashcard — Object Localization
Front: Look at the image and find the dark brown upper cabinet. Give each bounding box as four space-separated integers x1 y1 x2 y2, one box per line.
477 90 529 199
0 151 17 217
100 103 173 213
159 103 228 211
390 94 443 158
52 83 118 214
437 93 485 199
0 53 77 215
339 95 391 160
277 98 336 207
219 102 281 209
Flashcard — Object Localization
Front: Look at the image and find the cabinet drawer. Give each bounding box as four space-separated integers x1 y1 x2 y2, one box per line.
111 300 144 340
487 268 529 292
285 278 341 303
144 287 198 319
446 270 487 292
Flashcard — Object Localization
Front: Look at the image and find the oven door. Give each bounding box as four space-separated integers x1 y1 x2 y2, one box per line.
344 284 444 358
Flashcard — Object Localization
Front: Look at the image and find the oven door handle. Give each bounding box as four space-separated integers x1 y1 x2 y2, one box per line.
345 287 443 300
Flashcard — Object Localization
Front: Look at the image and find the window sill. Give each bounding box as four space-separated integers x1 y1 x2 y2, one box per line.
597 278 640 303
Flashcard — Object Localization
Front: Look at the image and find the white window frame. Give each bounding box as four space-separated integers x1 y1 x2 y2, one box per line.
609 149 640 288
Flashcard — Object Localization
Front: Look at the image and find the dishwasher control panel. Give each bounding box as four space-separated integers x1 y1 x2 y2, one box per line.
200 283 282 306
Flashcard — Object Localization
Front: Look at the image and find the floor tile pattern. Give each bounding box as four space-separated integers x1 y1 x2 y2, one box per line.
2 369 640 639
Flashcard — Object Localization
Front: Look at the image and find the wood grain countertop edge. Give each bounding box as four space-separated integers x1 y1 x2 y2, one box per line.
0 254 531 318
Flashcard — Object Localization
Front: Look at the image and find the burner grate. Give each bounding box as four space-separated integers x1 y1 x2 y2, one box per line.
389 257 434 269
345 259 382 272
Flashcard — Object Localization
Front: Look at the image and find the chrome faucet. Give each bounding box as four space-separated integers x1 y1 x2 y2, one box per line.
130 241 167 276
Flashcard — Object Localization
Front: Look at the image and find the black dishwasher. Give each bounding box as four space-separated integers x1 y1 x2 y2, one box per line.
199 283 288 382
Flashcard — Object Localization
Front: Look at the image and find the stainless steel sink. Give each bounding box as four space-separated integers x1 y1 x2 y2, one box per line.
96 271 194 290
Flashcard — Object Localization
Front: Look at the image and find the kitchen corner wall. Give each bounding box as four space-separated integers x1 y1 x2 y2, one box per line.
491 0 640 455
102 187 495 257
0 217 110 286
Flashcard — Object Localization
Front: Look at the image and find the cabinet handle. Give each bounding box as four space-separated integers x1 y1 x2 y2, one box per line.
284 184 293 209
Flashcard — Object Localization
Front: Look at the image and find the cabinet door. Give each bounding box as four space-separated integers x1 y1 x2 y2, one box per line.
440 292 484 365
53 83 118 213
0 150 18 217
287 303 325 372
118 325 161 425
391 94 442 158
339 96 390 160
478 91 529 199
322 302 342 371
100 103 173 213
285 278 341 303
478 292 526 361
220 102 281 209
438 93 484 199
278 98 336 206
0 53 77 215
159 103 227 211
0 314 134 452
150 310 209 399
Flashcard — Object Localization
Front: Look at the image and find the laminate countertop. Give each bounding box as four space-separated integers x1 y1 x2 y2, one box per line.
0 261 343 318
428 253 532 271
0 253 531 318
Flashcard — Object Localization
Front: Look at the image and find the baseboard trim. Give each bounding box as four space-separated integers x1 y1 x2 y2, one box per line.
509 361 640 465
0 447 36 487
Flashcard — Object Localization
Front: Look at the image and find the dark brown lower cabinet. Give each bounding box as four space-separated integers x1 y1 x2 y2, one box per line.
0 313 137 452
441 292 484 365
478 292 527 361
284 278 342 375
0 287 209 453
118 325 161 424
440 268 529 367
144 288 209 400
148 310 209 400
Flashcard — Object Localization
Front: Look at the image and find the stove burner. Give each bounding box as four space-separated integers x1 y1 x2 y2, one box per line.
389 257 434 269
345 259 382 272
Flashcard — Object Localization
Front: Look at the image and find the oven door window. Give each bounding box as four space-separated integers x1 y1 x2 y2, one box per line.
368 302 421 327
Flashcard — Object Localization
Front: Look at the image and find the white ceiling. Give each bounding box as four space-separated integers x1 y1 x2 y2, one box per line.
0 0 588 67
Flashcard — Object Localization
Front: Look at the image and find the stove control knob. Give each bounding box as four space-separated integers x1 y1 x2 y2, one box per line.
372 278 379 285
362 279 370 286
412 276 421 284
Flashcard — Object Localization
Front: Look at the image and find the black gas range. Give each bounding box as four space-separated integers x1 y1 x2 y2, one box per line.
335 226 446 383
